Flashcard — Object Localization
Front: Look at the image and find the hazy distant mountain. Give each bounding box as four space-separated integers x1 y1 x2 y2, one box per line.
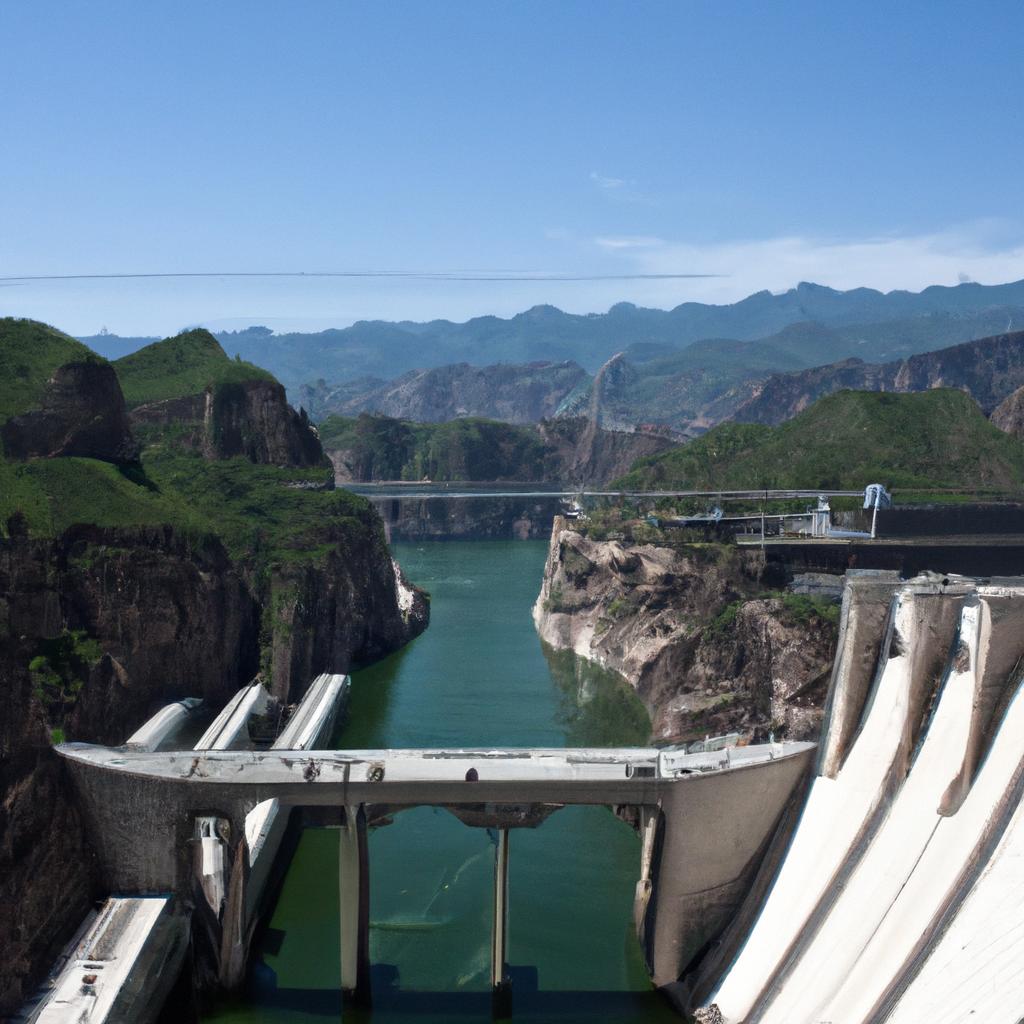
78 279 1024 394
301 360 588 424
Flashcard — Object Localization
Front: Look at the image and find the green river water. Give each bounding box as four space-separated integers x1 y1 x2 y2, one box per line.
206 540 678 1024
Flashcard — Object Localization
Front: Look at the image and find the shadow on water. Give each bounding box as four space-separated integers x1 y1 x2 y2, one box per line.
334 641 419 748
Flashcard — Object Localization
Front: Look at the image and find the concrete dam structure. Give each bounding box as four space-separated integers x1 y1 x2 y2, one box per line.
52 727 814 1018
692 572 1024 1024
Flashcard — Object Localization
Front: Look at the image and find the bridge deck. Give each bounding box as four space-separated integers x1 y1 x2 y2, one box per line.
58 742 813 809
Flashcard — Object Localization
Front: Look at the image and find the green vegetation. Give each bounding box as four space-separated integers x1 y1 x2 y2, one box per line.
114 328 273 407
0 323 378 568
0 318 102 424
29 628 103 734
320 413 552 481
0 456 204 536
706 599 743 640
141 450 371 563
779 592 841 626
616 390 1024 493
706 591 838 641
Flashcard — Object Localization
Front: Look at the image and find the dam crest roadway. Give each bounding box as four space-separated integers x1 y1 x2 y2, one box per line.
56 738 813 1015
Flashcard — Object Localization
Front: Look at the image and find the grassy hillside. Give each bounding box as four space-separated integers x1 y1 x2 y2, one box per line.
0 322 369 562
0 318 103 423
0 444 362 563
615 389 1024 492
114 328 273 407
320 413 551 481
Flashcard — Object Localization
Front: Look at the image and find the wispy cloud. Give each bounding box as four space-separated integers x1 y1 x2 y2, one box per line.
589 171 627 191
588 170 652 204
594 235 666 250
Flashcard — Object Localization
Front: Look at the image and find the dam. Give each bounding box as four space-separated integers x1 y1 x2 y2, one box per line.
24 542 1024 1023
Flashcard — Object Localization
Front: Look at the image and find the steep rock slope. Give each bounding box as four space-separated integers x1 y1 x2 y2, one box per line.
1 361 138 463
721 329 1024 425
533 519 837 743
118 330 325 467
991 384 1024 438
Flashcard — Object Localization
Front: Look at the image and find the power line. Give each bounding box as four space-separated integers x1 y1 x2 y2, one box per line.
0 270 722 284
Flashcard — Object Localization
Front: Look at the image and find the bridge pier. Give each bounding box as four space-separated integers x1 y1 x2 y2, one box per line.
339 804 372 1008
491 827 512 1018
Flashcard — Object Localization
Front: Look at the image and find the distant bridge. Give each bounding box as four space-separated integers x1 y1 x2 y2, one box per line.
348 485 865 501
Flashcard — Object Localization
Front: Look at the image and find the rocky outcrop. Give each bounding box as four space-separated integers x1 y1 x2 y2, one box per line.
130 380 326 467
1 361 138 463
301 360 588 425
537 417 674 485
723 329 1024 426
991 384 1024 438
265 534 430 701
533 519 838 743
0 516 427 1011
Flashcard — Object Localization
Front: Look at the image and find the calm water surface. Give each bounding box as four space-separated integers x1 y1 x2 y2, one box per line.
206 541 676 1023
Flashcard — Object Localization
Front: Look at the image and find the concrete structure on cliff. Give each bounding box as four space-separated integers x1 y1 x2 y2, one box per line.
55 735 814 1015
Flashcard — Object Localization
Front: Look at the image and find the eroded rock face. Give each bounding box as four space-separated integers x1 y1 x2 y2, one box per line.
0 636 95 1017
533 518 837 743
1 361 138 462
725 329 1024 426
0 525 251 1015
991 384 1024 438
0 519 428 1009
130 380 326 467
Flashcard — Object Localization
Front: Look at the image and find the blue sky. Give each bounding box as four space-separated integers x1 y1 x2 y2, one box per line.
2 1 1024 335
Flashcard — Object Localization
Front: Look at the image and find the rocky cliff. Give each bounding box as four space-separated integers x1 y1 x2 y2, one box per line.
130 379 326 467
533 518 838 743
991 383 1024 438
719 329 1024 426
1 361 138 463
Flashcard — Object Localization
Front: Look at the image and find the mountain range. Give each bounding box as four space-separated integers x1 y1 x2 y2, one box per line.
80 279 1024 399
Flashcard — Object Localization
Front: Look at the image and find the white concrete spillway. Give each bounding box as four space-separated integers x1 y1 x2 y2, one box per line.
30 899 178 1024
123 698 204 752
696 575 1024 1024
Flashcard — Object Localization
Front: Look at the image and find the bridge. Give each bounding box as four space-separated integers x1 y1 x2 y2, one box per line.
55 736 814 1016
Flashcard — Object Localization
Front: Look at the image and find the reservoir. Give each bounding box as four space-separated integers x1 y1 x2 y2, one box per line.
206 540 676 1023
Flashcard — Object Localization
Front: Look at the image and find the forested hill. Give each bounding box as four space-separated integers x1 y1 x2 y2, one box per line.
614 389 1024 492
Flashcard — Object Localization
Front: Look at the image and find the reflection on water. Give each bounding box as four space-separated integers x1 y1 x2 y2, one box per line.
543 643 651 748
204 541 676 1024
